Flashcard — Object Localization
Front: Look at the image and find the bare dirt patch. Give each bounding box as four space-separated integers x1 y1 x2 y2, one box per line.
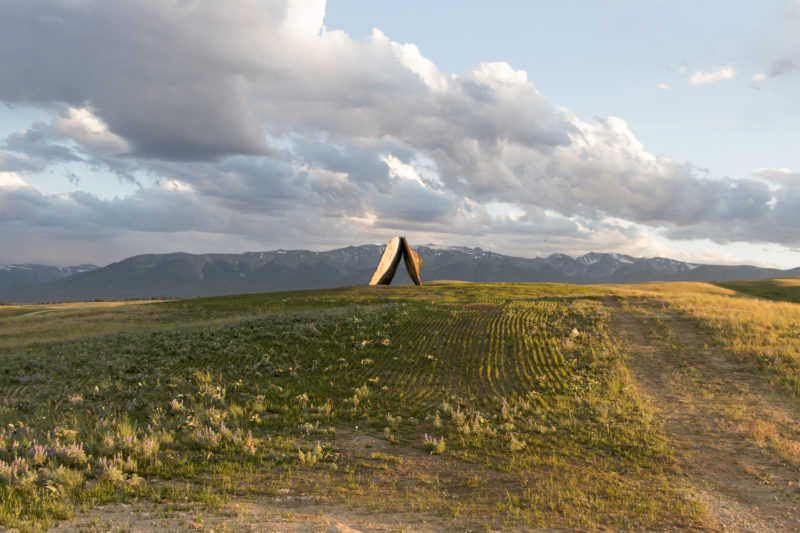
46 499 464 533
607 296 800 532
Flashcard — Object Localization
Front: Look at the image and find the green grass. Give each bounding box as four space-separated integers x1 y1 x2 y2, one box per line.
716 276 800 303
0 283 702 531
618 281 800 397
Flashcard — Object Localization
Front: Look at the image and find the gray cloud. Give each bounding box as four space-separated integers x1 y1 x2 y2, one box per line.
0 1 272 161
1 115 145 185
0 181 201 233
372 180 458 226
0 0 798 265
294 140 396 194
0 150 45 173
768 59 797 77
753 168 800 185
4 125 82 164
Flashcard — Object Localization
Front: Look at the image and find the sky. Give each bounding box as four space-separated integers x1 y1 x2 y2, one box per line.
1 1 799 268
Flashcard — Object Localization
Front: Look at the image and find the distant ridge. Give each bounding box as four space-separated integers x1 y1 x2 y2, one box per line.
1 246 797 303
0 264 98 290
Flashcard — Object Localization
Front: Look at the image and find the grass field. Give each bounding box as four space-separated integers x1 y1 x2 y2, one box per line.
619 280 800 396
2 281 800 531
716 277 800 304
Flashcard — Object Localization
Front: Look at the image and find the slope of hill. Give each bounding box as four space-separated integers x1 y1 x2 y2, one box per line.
0 283 698 531
1 245 797 302
4 281 800 531
715 277 800 303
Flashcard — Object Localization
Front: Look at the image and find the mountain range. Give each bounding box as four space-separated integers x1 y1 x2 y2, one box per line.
0 264 98 290
1 245 798 303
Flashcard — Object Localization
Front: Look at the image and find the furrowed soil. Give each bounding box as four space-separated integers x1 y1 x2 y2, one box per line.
3 283 800 532
607 295 800 532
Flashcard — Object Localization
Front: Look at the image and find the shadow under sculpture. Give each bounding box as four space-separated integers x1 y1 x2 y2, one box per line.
368 236 423 286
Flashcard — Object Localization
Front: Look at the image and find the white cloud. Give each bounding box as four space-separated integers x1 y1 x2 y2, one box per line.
52 107 129 154
389 35 449 92
507 210 524 222
752 72 766 82
156 179 193 193
382 154 427 187
689 65 737 85
657 83 670 90
0 171 29 191
0 0 797 265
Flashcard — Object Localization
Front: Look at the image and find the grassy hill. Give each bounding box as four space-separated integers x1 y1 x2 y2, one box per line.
1 282 800 531
716 276 800 303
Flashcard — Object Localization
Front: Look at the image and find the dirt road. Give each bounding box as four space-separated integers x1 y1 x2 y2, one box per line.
607 296 800 532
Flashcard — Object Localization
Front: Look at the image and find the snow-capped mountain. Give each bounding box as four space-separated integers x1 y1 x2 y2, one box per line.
0 246 795 303
0 264 98 290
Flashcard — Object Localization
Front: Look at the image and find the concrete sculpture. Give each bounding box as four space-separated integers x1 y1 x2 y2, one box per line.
369 236 422 286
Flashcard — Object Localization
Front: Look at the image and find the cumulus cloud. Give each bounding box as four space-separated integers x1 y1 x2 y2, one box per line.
0 172 29 191
0 110 145 184
52 108 130 155
0 0 274 161
689 65 737 84
0 0 797 265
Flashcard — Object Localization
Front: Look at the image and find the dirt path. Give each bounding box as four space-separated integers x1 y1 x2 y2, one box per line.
606 296 800 532
47 500 460 533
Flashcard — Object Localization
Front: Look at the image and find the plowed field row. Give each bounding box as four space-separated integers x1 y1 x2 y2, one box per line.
0 300 571 418
355 301 570 414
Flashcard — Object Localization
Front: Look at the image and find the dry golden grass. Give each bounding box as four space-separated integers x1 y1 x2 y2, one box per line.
0 301 170 350
615 280 800 466
618 281 800 394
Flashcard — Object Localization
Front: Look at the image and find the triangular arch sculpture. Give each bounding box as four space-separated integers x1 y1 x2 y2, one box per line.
369 236 423 286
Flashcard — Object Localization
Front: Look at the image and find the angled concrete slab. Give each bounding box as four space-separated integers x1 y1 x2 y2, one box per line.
401 237 422 286
368 236 423 286
369 236 403 285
